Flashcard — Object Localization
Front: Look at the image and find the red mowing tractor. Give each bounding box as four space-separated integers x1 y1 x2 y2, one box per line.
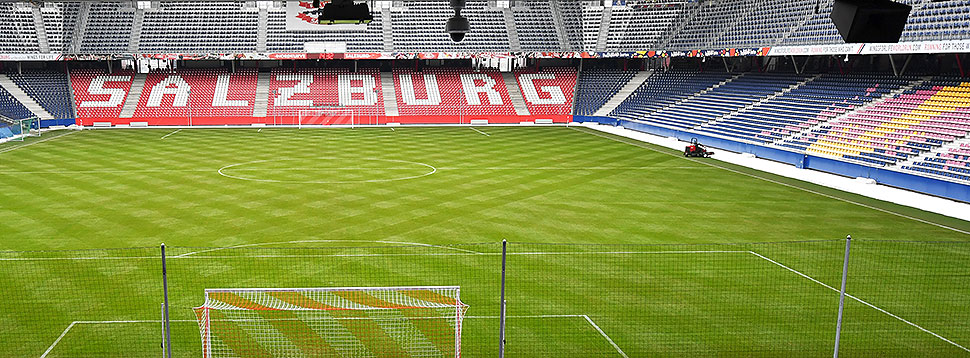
684 138 714 158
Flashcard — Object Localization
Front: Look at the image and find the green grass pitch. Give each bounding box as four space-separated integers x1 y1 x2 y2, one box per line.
0 126 968 357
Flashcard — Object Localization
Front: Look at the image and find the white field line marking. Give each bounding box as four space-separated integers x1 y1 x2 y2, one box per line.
0 130 78 155
470 127 490 136
160 129 180 139
435 166 712 170
0 256 160 261
173 239 483 258
43 315 603 357
0 169 214 174
226 167 430 171
509 250 748 255
570 127 970 236
67 314 590 325
0 167 712 175
0 250 750 261
584 315 629 358
748 251 970 352
39 321 76 358
167 251 736 259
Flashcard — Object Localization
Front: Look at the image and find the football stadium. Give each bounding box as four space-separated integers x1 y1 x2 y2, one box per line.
1 0 970 357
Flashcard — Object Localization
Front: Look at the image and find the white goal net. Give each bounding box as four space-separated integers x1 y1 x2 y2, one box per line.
194 286 469 358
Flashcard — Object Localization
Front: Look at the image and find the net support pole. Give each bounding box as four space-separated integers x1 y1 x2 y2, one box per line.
161 243 173 358
833 235 852 358
498 239 508 358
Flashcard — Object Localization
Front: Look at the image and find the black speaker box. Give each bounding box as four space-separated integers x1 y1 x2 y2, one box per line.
830 0 911 43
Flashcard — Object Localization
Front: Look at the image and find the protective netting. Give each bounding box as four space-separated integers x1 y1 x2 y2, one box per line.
194 287 469 358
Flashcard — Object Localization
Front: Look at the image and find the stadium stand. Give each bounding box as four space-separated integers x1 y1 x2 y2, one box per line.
514 67 577 116
572 70 638 116
391 0 510 52
65 67 578 125
701 75 909 143
139 1 258 53
605 1 689 51
904 140 970 182
41 2 81 53
643 73 807 129
6 71 75 120
70 69 134 122
393 68 515 121
609 71 735 127
512 1 563 51
666 0 752 50
131 69 258 125
2 0 969 53
0 2 41 53
901 0 970 42
267 68 384 124
783 78 970 166
581 3 603 51
79 2 134 53
0 85 34 120
711 0 814 48
553 0 584 51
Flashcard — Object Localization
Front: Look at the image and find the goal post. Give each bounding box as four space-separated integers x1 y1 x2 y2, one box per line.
194 286 469 358
297 108 355 128
0 117 39 142
20 117 40 138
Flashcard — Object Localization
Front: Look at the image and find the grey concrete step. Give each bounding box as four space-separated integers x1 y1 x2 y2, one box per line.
502 72 530 116
253 71 271 117
381 72 398 117
0 74 54 120
593 70 652 117
119 73 147 119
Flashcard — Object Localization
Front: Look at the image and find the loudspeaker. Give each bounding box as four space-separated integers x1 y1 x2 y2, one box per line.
830 0 911 43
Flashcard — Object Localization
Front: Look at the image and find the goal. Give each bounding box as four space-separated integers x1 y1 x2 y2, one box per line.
1 117 39 142
298 108 355 128
193 286 469 358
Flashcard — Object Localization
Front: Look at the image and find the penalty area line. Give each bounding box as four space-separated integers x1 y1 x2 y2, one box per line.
43 314 628 357
584 315 630 358
65 314 591 325
749 251 970 353
160 129 181 139
39 322 76 358
470 127 490 137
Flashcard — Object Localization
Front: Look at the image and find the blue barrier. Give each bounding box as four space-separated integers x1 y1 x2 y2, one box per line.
570 116 970 203
39 119 75 128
